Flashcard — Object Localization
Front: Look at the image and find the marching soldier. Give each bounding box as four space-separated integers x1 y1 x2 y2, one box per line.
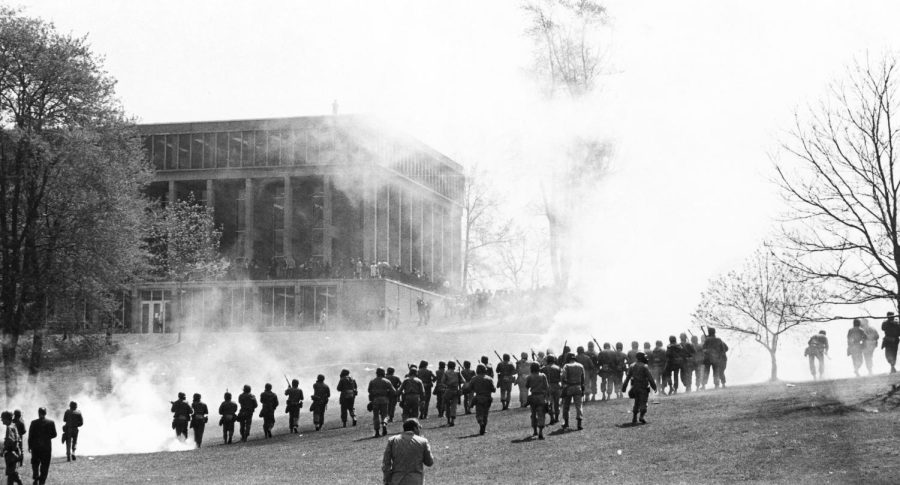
613 342 628 399
400 367 425 421
541 355 562 425
62 401 82 461
385 368 402 423
462 364 496 435
259 383 279 438
284 379 304 433
649 340 667 394
525 362 550 440
170 392 192 441
678 334 696 393
479 356 494 379
575 346 597 401
560 353 585 430
218 392 238 444
441 361 462 427
417 361 436 420
460 361 475 415
337 369 358 427
621 352 657 424
883 312 900 374
596 343 616 401
433 362 447 418
664 336 685 395
190 393 208 447
495 354 516 410
626 341 640 369
368 368 395 437
516 352 532 408
690 335 705 391
311 374 331 431
847 319 867 377
704 328 729 388
805 331 829 380
237 385 258 442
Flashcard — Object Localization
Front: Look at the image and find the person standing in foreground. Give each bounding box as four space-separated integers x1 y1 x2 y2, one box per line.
382 419 434 485
1 412 22 485
622 352 657 424
190 393 208 448
27 408 56 485
62 402 82 462
560 353 585 430
882 312 900 374
463 365 496 435
525 362 550 440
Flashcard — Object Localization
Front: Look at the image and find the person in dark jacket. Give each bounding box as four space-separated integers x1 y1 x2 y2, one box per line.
284 379 304 433
648 341 667 395
882 312 900 374
462 365 496 435
622 352 658 424
27 408 56 485
337 369 358 428
237 385 258 442
259 383 279 438
190 393 208 447
218 392 238 444
62 402 82 461
170 392 192 441
368 368 395 437
311 375 331 431
704 328 729 388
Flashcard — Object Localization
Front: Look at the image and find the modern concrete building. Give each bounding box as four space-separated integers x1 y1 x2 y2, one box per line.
125 114 463 332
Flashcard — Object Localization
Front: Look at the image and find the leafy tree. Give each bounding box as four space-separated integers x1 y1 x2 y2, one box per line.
693 244 827 382
0 8 151 396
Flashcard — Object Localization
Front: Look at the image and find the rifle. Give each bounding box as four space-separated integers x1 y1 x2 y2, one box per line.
493 350 503 362
591 336 602 350
562 340 568 353
699 326 708 337
530 348 537 361
284 373 292 389
455 359 464 369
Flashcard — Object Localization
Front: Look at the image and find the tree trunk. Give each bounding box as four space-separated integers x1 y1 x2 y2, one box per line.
768 348 779 382
2 330 20 398
28 330 43 382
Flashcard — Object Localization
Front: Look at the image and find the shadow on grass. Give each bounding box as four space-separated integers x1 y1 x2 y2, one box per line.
456 433 483 440
615 422 648 429
547 427 577 437
510 435 542 444
353 434 386 442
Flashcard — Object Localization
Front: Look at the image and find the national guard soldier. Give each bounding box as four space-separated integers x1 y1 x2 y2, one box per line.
649 340 667 394
626 341 640 369
847 319 867 376
575 346 597 402
441 361 462 427
417 361 436 420
170 392 192 441
400 367 425 421
433 362 447 418
560 353 585 430
541 355 562 425
368 368 395 437
460 361 476 415
664 336 685 395
337 369 358 427
516 352 532 408
525 362 550 440
678 334 696 393
259 383 279 438
462 364 496 435
385 368 402 422
237 385 258 442
613 342 628 399
883 312 900 374
495 354 516 410
621 352 657 424
284 379 304 433
1 411 22 485
190 393 208 447
596 343 616 401
805 331 829 380
704 328 729 388
479 356 494 379
690 335 705 391
311 374 331 431
218 392 238 444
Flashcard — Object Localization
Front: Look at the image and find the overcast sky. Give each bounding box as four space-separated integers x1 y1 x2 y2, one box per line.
16 0 900 380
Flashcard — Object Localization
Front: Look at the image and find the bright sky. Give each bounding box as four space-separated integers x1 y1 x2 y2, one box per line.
16 0 900 380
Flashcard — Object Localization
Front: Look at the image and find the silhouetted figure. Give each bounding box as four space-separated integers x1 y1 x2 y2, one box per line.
400 367 425 422
703 328 729 388
622 352 657 424
495 355 516 411
541 355 562 425
368 368 394 437
284 379 304 433
311 375 330 431
416 362 436 419
170 392 192 441
847 319 867 377
882 312 900 373
337 370 358 428
218 392 237 444
525 362 550 440
805 331 829 380
2 411 22 485
62 402 82 461
259 383 278 438
27 407 56 485
190 393 208 447
560 353 585 430
237 385 258 442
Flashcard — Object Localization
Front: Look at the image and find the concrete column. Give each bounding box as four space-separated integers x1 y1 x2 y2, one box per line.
244 178 254 262
167 180 176 206
323 175 334 264
283 176 293 260
363 182 375 262
206 179 215 212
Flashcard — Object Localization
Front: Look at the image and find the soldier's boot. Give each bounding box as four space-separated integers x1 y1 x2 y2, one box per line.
374 429 380 438
562 418 569 429
631 412 638 424
577 418 583 430
352 417 357 426
382 422 388 435
639 411 647 424
538 428 545 440
532 426 538 437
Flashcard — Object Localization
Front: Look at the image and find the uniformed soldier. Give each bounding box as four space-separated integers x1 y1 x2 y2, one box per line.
62 401 82 461
479 356 494 379
541 355 562 425
621 351 658 424
516 352 532 408
311 374 331 431
237 385 258 442
596 343 616 401
284 379 304 433
385 368 402 422
805 331 829 380
664 336 685 395
441 361 462 427
433 362 447 418
190 393 208 447
337 369 358 427
649 340 667 394
368 368 395 437
678 334 696 393
626 341 640 369
495 354 516 410
462 364 496 435
585 342 599 401
703 328 729 388
259 383 279 438
882 312 900 374
170 392 192 441
525 362 550 440
560 353 585 430
218 392 238 444
417 361 436 419
460 361 475 415
847 319 867 377
613 342 628 399
400 367 425 421
690 335 705 391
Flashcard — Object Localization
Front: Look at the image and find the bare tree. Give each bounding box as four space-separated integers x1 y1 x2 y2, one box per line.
462 166 512 292
777 55 900 311
495 226 549 290
693 244 827 382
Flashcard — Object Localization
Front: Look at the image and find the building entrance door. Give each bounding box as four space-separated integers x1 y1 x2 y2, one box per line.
140 301 169 333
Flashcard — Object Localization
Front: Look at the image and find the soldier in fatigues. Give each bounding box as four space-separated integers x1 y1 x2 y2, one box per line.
170 392 192 441
237 385 258 442
400 367 425 421
664 336 685 395
516 352 532 408
218 392 238 444
433 362 447 418
525 362 550 439
441 362 462 427
385 368 402 422
460 361 475 415
417 361 436 420
463 364 496 435
190 393 208 447
541 355 562 425
678 334 696 393
690 335 705 391
596 343 616 401
613 342 628 399
626 341 640 369
62 402 82 462
704 328 729 388
649 340 667 394
805 331 829 380
311 374 330 431
368 368 395 437
882 312 900 374
479 356 494 379
284 379 304 433
259 383 279 438
560 353 585 430
585 342 599 401
622 352 657 424
847 319 867 376
495 354 516 410
337 369 358 427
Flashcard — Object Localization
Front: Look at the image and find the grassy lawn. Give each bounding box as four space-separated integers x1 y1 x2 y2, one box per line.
44 373 900 484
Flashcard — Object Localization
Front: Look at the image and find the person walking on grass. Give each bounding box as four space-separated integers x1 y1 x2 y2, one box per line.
259 383 279 439
170 392 192 441
237 385 258 442
622 352 657 425
382 418 434 485
218 392 238 444
2 411 22 485
847 319 867 377
804 331 829 380
337 369 359 428
368 368 394 438
462 365 496 436
311 375 331 431
285 379 304 434
190 393 208 448
882 312 900 374
27 407 56 485
62 402 82 461
560 353 585 430
525 362 550 440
